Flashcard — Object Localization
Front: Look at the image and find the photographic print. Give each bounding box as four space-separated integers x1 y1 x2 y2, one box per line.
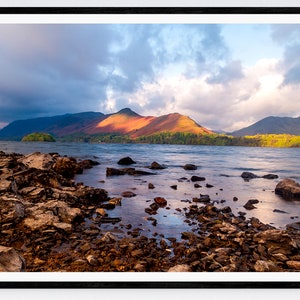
0 5 299 288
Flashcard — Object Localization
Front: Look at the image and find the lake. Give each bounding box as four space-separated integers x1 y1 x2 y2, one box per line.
1 141 300 239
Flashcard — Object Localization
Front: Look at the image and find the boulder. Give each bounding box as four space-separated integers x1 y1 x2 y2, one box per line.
0 175 13 192
254 260 278 272
191 175 206 182
286 222 300 231
0 246 26 272
183 164 197 170
241 172 259 180
0 196 25 225
106 167 127 176
78 159 100 169
121 191 136 198
148 183 155 189
149 161 165 170
193 194 210 203
117 157 136 165
243 199 259 210
23 200 81 232
154 197 167 207
275 178 300 199
18 152 54 170
168 264 192 272
52 157 82 178
286 261 300 270
74 186 108 204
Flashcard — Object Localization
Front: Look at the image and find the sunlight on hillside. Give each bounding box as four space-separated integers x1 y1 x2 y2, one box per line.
96 114 154 134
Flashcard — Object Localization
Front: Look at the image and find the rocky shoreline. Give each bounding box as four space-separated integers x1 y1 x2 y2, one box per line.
0 151 300 272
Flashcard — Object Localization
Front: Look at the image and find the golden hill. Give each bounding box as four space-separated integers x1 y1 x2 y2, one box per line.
85 108 213 138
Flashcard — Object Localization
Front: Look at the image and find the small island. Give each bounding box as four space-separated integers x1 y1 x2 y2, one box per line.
21 132 56 142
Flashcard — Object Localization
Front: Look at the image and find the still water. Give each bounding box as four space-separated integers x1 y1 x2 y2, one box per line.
1 141 300 237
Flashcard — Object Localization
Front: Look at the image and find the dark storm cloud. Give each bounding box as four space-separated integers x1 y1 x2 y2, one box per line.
0 23 230 124
0 24 118 122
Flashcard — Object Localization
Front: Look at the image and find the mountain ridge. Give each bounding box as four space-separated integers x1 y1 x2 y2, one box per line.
231 116 300 136
0 108 213 140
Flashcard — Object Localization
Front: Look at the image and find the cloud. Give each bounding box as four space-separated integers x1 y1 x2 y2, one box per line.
0 24 231 124
206 60 244 84
0 24 117 122
1 23 298 133
271 24 300 86
108 57 300 132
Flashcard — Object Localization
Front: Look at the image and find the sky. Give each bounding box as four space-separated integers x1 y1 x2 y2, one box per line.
0 23 300 132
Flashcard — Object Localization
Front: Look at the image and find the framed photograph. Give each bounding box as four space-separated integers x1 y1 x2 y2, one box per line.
0 3 300 289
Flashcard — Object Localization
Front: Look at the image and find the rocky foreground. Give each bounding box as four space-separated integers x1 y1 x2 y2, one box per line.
0 151 300 272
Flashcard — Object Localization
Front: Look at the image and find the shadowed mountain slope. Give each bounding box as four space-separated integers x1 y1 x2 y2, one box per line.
231 116 300 136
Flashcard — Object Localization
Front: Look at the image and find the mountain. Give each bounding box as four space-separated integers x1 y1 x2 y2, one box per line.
85 108 155 135
129 113 213 138
0 112 104 139
0 108 213 140
231 116 300 136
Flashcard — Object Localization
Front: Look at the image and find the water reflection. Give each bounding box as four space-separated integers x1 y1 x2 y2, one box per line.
1 141 300 236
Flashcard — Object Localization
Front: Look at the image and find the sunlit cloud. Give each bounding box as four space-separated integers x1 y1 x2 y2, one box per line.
0 23 300 131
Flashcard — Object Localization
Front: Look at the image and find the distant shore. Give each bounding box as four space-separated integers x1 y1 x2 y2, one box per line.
1 132 300 148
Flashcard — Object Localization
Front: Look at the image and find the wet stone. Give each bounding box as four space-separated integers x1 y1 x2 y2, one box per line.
243 199 259 210
121 191 136 198
191 176 206 182
148 183 155 189
149 161 166 170
154 197 167 207
117 157 136 165
183 164 197 170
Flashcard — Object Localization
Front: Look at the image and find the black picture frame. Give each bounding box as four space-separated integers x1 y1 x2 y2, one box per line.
0 5 300 289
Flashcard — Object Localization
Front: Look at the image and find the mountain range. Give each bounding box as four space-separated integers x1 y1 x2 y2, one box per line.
1 108 300 141
0 108 213 140
231 116 300 136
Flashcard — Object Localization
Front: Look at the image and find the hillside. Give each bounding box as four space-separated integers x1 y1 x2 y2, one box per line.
0 112 104 140
130 113 213 138
231 116 300 136
85 108 155 135
0 108 212 141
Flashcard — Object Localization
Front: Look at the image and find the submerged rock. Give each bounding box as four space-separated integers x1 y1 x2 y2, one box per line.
106 167 154 176
262 174 278 179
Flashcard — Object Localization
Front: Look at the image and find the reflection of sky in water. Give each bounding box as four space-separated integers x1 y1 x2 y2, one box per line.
77 154 300 235
1 141 300 237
